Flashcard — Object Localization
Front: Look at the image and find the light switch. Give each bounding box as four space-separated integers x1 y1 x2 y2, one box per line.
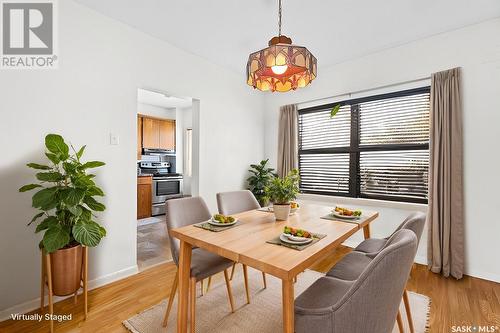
110 133 120 145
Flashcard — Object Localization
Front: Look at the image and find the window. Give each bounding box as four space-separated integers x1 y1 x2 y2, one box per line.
298 87 430 203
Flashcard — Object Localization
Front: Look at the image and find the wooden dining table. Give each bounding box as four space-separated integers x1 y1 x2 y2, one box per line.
170 203 379 333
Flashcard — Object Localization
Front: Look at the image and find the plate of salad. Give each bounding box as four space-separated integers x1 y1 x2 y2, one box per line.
280 226 313 245
209 214 238 227
331 206 362 220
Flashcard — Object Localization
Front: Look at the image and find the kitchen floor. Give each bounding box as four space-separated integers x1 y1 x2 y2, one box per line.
137 216 172 271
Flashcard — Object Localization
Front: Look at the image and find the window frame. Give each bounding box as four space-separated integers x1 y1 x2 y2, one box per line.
298 86 430 204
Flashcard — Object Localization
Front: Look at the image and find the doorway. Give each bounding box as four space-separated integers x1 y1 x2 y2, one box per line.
135 88 199 271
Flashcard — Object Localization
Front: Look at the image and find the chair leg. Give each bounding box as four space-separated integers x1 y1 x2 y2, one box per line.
262 272 267 289
162 270 179 327
223 269 235 313
242 264 250 304
205 276 212 294
403 289 415 333
190 277 196 333
200 279 204 296
229 262 237 280
396 309 404 333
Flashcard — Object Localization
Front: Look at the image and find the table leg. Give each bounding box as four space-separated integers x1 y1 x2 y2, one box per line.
177 240 192 333
363 223 371 239
282 278 294 333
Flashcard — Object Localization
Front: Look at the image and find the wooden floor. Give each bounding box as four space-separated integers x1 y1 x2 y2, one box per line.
1 246 498 333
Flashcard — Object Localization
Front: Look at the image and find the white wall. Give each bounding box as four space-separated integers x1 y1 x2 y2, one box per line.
263 18 500 282
0 0 264 316
137 102 176 120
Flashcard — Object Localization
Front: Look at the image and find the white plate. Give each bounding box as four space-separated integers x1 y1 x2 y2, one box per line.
331 212 361 220
286 234 310 242
279 233 313 245
208 218 238 227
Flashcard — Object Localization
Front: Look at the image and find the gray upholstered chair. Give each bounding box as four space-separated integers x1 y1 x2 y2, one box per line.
295 229 418 333
216 190 267 297
354 212 426 254
217 190 261 216
327 212 426 333
162 196 248 332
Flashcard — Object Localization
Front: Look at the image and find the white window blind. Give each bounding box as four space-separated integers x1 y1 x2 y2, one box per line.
298 88 430 203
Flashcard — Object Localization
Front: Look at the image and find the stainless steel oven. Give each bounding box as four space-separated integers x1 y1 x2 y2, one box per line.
152 175 183 215
139 158 183 216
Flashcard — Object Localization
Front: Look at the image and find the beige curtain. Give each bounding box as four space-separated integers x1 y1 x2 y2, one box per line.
277 104 298 178
427 67 464 279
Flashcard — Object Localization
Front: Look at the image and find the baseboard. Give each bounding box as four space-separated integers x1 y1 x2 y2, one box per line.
461 269 500 283
0 265 139 322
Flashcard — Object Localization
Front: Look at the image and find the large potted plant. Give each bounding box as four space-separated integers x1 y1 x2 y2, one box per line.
247 159 276 207
19 134 106 296
265 169 300 221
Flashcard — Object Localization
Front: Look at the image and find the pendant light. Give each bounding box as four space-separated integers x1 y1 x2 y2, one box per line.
246 0 317 92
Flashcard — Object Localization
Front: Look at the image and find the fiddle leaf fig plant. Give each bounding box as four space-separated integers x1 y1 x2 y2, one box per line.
19 134 107 253
265 169 300 205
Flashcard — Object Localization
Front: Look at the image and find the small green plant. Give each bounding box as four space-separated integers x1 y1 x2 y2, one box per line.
247 159 276 206
265 169 300 205
19 134 107 253
330 104 341 118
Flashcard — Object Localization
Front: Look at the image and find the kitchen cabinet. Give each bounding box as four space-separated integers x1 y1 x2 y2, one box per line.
137 116 143 160
159 120 175 150
137 175 152 219
142 117 160 149
140 116 175 150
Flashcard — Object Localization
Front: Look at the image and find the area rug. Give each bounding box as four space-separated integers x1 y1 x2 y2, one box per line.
123 268 430 333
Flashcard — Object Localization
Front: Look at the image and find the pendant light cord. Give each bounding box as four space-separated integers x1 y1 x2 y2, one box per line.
278 0 282 37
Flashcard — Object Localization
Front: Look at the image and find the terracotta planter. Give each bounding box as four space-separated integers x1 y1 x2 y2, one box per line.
49 244 83 296
273 203 291 221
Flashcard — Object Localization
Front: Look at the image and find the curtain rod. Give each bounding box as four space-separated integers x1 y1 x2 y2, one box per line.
296 76 431 107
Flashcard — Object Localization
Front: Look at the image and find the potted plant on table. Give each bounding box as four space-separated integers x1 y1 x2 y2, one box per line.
19 134 106 296
247 159 276 207
265 169 300 221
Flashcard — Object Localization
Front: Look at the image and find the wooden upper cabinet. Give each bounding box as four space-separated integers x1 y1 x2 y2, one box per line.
137 116 143 159
142 117 160 149
139 115 175 150
159 120 175 150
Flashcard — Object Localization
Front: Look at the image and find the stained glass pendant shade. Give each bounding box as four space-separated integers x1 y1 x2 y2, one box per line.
246 0 317 92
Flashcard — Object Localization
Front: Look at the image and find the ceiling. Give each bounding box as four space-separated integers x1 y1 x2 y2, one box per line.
76 0 500 74
137 88 192 108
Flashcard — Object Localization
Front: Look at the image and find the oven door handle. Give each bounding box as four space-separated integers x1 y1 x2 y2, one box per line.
153 178 183 182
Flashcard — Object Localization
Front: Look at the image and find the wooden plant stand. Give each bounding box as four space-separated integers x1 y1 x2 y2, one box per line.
40 246 88 333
